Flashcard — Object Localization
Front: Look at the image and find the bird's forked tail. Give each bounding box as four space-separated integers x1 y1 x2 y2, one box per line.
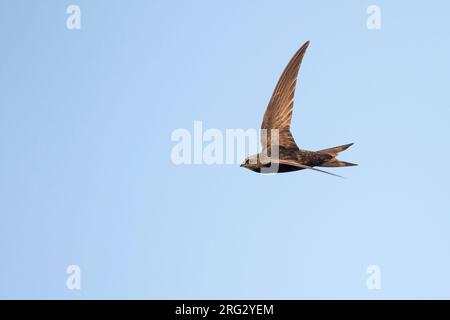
317 143 357 167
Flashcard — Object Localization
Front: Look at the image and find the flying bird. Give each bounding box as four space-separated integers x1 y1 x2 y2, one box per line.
240 41 356 177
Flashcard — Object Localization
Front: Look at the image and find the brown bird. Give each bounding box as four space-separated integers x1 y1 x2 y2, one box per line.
240 41 356 177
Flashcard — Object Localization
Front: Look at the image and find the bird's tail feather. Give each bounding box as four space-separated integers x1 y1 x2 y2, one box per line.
317 143 354 156
317 143 357 167
319 160 357 167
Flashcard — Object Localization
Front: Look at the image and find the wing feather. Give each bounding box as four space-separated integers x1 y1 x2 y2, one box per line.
261 41 310 151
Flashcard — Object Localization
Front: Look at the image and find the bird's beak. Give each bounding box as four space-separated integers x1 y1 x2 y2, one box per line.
240 163 244 167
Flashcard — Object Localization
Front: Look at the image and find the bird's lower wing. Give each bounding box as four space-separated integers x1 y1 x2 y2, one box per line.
277 159 344 178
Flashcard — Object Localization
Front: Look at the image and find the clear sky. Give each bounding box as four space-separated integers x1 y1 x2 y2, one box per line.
1 0 450 299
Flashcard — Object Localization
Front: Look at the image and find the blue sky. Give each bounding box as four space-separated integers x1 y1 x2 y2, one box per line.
1 0 450 299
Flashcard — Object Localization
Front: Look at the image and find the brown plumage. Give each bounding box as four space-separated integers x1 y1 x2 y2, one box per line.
240 41 357 177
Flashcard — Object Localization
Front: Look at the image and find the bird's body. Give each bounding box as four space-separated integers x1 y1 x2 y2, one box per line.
241 41 356 177
243 145 353 174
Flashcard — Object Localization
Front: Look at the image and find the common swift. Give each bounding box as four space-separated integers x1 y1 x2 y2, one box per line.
240 41 356 177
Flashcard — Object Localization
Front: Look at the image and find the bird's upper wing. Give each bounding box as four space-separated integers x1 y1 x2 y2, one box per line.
261 41 310 151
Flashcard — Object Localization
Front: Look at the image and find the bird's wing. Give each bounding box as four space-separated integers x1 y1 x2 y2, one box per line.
261 41 310 151
277 159 344 178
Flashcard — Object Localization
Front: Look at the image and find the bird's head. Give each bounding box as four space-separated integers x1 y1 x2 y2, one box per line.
240 154 260 171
